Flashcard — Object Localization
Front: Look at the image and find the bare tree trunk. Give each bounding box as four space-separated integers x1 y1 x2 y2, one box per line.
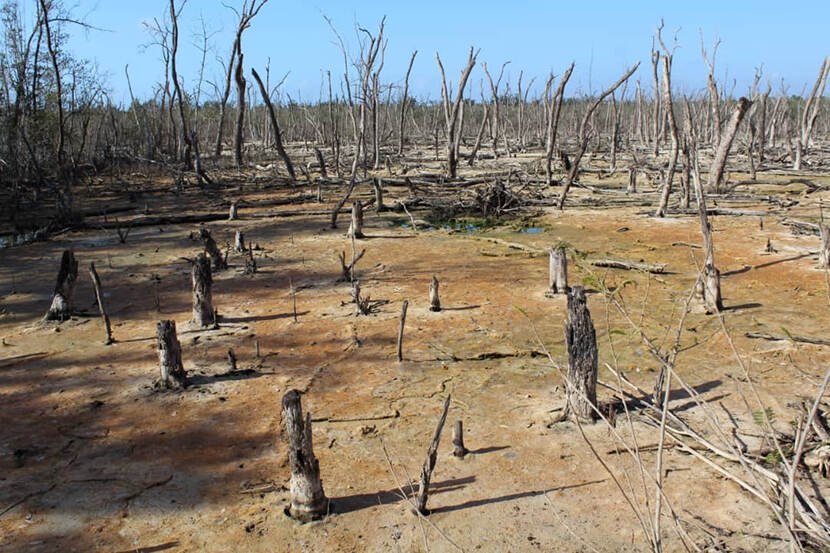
251 67 295 181
89 262 113 344
707 98 751 193
545 64 575 185
348 201 364 239
396 300 408 362
565 286 597 421
282 389 328 522
398 50 417 155
655 53 679 217
819 223 830 269
199 228 228 271
192 253 215 327
45 250 78 321
436 47 479 179
415 395 451 515
795 57 829 170
157 320 186 389
234 51 246 167
372 177 385 212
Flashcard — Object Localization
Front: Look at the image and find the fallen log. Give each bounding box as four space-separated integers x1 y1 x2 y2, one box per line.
745 332 830 347
589 258 667 273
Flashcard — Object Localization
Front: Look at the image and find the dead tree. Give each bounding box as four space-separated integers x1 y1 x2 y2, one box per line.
627 167 637 194
650 41 661 156
45 250 78 321
213 1 269 157
794 58 829 170
655 23 680 217
192 253 215 327
483 61 509 158
372 178 385 212
282 389 328 522
157 320 186 389
700 32 722 146
337 248 366 282
558 63 640 209
429 275 441 312
398 50 418 155
564 286 598 421
707 97 751 193
199 228 227 271
348 201 364 239
544 64 575 185
251 67 296 180
234 231 245 253
415 395 451 515
685 99 722 312
89 262 113 344
468 102 489 166
436 47 479 179
233 51 246 167
397 300 408 362
452 420 468 458
546 246 568 296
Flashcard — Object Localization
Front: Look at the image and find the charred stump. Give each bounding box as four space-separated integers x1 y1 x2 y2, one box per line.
282 389 328 522
199 228 227 271
396 300 408 362
452 420 468 458
192 253 215 327
45 250 78 321
564 286 598 421
157 320 186 389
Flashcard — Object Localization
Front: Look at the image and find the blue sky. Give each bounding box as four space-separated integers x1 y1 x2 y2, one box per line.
60 0 829 104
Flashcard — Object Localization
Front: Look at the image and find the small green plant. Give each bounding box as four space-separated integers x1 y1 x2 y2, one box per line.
753 407 776 426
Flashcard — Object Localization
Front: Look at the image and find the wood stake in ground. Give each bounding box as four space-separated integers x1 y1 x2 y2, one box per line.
452 420 468 458
282 389 328 522
397 300 408 362
564 286 598 421
348 200 364 239
45 250 78 321
157 320 186 389
88 262 113 344
415 394 451 514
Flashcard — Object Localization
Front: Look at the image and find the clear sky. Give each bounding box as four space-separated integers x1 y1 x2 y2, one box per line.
58 0 829 104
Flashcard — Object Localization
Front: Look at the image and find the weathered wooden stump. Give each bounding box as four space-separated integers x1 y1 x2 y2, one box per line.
192 253 215 327
89 262 113 344
228 201 238 221
415 395 451 515
157 320 186 389
227 348 237 372
314 147 327 179
282 390 328 522
429 276 441 312
234 230 245 253
546 247 568 296
700 262 723 313
373 178 385 213
627 167 637 194
564 286 598 421
45 250 78 321
199 228 227 271
451 420 468 458
348 200 364 239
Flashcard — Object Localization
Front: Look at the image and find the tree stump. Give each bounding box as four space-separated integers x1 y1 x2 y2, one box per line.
88 262 113 344
157 320 186 389
192 253 215 327
45 250 78 321
314 147 327 179
348 200 364 239
282 390 328 522
627 167 637 194
234 231 245 253
701 262 723 313
564 286 598 421
546 247 568 296
199 228 227 271
229 201 238 221
452 420 468 458
373 178 385 213
429 276 441 312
